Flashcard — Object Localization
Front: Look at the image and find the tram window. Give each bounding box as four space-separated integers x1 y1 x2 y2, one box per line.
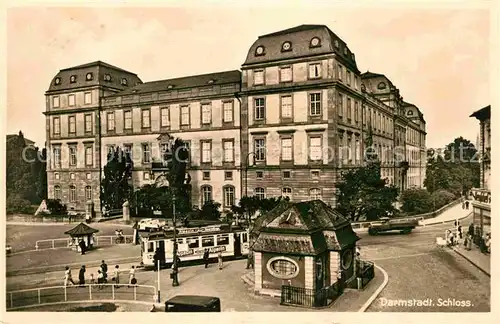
202 236 215 247
216 235 229 246
242 233 248 243
148 242 155 252
177 238 184 244
187 238 199 249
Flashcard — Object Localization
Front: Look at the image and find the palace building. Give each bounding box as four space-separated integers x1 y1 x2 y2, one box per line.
44 24 427 217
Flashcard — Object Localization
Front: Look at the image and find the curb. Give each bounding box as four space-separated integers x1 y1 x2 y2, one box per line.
452 248 490 277
420 212 472 226
358 264 389 312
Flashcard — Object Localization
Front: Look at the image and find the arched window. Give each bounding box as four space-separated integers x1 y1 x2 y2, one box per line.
282 187 292 199
309 188 322 200
85 186 92 201
54 185 61 200
254 187 265 200
69 185 77 202
223 185 235 207
201 185 212 206
377 82 386 90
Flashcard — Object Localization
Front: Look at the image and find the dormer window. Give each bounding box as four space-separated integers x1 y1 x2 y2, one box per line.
121 78 128 86
361 84 366 92
255 45 265 56
70 75 77 83
377 82 387 90
281 41 292 52
310 37 321 48
208 79 215 84
334 40 339 49
54 77 61 85
407 110 414 116
167 84 174 89
343 47 348 55
351 53 355 60
104 74 112 82
86 73 93 81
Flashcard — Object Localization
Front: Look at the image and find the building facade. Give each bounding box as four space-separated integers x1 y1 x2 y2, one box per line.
44 25 427 216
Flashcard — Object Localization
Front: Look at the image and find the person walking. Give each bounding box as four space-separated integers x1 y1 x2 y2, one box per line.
101 260 108 282
128 265 136 287
465 200 470 210
203 249 210 268
79 239 86 255
113 265 120 288
462 201 466 209
64 266 75 287
78 265 86 287
218 251 223 270
246 249 254 269
97 270 104 289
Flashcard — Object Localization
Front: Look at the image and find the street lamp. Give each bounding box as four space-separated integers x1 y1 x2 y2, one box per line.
171 193 179 286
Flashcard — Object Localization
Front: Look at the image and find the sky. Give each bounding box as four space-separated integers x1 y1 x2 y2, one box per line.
5 3 491 149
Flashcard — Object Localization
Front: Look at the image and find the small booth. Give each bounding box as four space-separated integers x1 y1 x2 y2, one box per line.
65 222 99 252
251 200 364 308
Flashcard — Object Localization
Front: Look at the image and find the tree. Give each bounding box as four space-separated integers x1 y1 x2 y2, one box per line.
231 196 287 222
400 188 433 215
100 147 133 213
165 138 192 217
199 201 222 221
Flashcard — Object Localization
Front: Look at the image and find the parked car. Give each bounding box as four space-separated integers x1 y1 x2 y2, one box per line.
164 295 221 312
137 218 166 231
368 217 418 235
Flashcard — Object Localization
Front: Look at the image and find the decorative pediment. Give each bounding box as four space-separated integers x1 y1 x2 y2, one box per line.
267 207 307 230
157 133 173 143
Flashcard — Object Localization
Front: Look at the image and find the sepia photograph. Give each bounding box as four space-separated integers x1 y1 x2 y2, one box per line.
2 0 495 321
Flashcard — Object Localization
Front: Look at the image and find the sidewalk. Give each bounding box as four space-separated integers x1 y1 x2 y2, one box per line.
452 243 490 276
420 202 472 226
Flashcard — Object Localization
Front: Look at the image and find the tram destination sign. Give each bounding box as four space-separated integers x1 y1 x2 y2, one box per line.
177 225 223 235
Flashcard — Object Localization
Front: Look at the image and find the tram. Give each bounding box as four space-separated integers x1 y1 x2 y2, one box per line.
139 222 249 267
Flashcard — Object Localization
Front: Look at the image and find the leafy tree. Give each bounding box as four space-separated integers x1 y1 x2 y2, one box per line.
100 147 133 213
231 196 287 222
400 188 433 215
165 138 192 217
199 201 222 221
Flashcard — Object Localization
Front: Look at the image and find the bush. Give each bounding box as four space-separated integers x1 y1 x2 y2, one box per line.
400 189 434 215
431 189 456 210
45 199 68 216
6 194 35 214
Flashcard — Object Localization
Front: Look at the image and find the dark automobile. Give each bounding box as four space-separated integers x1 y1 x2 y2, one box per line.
164 295 221 312
368 217 418 235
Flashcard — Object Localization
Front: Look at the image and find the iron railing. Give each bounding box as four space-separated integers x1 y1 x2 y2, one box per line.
280 281 341 308
35 235 134 251
357 260 375 289
6 283 156 310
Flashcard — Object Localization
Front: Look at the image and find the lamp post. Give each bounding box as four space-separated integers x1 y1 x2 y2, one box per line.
171 193 179 286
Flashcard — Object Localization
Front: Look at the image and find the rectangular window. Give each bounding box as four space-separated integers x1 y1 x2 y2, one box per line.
142 143 151 164
143 171 150 180
160 107 169 127
187 238 199 249
53 147 61 167
347 71 352 86
68 116 76 134
84 92 92 104
107 112 115 131
254 98 265 120
338 64 343 80
280 66 292 82
223 140 234 162
354 102 359 123
254 138 266 161
201 103 211 125
85 146 93 166
310 93 321 116
283 171 291 179
70 186 77 202
347 98 352 120
254 70 264 85
338 94 343 117
311 170 320 178
53 117 60 135
225 171 233 180
308 63 321 78
180 106 190 126
354 76 358 90
84 114 92 133
68 94 75 106
53 96 60 108
203 171 210 180
142 109 150 128
281 95 292 119
309 136 322 161
223 187 235 207
124 110 132 130
281 138 293 161
201 141 211 163
217 235 230 246
223 101 233 123
201 236 215 247
69 146 77 166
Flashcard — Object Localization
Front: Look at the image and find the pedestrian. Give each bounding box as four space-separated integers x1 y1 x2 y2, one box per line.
203 249 210 268
128 265 136 287
97 270 104 289
449 231 455 247
153 249 159 271
113 265 120 288
246 249 254 269
64 266 75 287
218 251 223 270
465 200 470 210
458 225 463 239
90 273 96 285
101 260 108 282
462 201 466 209
78 265 86 287
79 239 86 255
